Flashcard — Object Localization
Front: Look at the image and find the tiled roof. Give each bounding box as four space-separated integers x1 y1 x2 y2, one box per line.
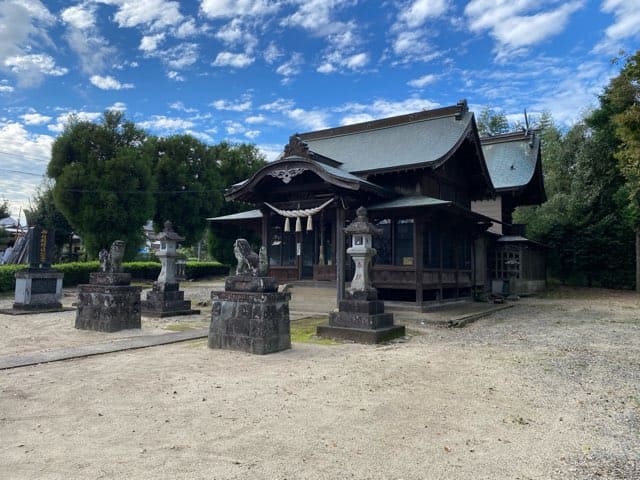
299 108 473 174
481 132 540 190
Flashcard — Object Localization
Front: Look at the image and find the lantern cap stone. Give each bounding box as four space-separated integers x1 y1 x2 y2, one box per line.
150 220 185 242
344 206 383 236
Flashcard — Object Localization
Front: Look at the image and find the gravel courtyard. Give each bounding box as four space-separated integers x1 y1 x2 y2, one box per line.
0 285 639 479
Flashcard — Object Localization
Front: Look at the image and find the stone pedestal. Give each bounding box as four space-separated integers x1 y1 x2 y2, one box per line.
208 275 291 355
13 268 64 311
76 273 141 332
141 282 200 317
317 288 405 343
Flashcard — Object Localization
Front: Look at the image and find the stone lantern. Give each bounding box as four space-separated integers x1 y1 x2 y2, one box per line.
141 221 199 317
345 206 380 294
317 207 405 343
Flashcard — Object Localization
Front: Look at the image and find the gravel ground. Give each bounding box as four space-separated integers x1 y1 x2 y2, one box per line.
0 285 639 479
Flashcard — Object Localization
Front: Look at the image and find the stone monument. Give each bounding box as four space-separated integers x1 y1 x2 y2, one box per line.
141 221 199 317
75 240 142 332
10 226 65 312
317 207 405 343
208 238 291 355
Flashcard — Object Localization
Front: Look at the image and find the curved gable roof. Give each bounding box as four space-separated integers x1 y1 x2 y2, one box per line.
225 156 393 201
298 103 475 174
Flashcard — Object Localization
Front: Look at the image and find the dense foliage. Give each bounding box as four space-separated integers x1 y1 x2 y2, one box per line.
151 135 223 245
0 261 228 293
207 142 266 264
48 111 155 259
514 50 640 289
24 181 74 261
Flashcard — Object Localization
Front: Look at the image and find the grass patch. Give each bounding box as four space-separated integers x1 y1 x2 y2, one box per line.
291 316 340 345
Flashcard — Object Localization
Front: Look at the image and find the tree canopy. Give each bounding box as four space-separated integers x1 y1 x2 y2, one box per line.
48 111 155 259
207 142 267 264
24 181 74 261
151 134 223 245
514 50 640 289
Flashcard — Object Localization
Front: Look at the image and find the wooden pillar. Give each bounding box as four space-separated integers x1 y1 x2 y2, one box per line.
260 207 269 248
415 219 423 304
336 206 346 302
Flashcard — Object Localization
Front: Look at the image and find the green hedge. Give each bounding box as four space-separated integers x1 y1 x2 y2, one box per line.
0 260 229 293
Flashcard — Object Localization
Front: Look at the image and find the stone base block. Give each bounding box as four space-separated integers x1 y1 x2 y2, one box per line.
90 272 132 286
329 311 394 330
208 290 291 355
76 284 142 332
141 282 200 317
225 276 278 293
316 324 405 344
13 268 64 311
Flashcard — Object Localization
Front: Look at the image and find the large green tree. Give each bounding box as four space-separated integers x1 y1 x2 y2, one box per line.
609 51 640 290
207 142 267 264
476 107 510 136
48 111 155 259
151 134 223 245
514 82 636 288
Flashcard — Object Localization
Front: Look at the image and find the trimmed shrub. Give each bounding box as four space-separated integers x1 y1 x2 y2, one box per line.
185 261 229 279
0 264 26 293
0 260 229 293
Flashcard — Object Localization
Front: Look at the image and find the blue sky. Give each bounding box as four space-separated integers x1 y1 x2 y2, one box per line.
0 0 639 223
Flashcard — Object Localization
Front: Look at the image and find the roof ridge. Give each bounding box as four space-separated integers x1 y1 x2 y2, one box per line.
298 100 469 141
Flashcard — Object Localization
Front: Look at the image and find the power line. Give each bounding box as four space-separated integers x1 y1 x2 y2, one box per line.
0 168 45 177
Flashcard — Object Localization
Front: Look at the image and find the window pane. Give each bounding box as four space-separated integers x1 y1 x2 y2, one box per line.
394 219 414 266
424 228 441 268
373 219 392 264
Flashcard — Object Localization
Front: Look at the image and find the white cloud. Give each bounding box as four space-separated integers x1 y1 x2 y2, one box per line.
212 51 254 68
338 97 440 124
61 3 116 76
211 96 252 112
259 98 294 112
224 121 245 135
465 0 584 60
21 112 52 125
0 120 53 219
344 52 368 69
408 73 438 88
215 18 258 52
256 143 283 162
0 84 14 93
200 0 281 18
594 0 640 53
108 102 127 112
140 33 165 52
245 129 261 139
286 108 329 131
398 0 450 29
167 70 185 81
169 101 197 113
0 0 60 88
276 53 304 84
245 114 266 124
138 115 195 132
263 42 283 64
317 63 336 74
90 75 134 90
61 4 95 29
109 0 186 31
4 54 68 86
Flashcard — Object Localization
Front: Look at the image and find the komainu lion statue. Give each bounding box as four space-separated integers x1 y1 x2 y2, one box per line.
99 240 125 273
233 239 268 276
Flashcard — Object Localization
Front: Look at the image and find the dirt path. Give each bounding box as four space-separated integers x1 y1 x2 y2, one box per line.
1 286 639 479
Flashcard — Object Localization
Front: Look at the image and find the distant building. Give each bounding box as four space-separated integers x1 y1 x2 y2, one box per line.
210 101 546 306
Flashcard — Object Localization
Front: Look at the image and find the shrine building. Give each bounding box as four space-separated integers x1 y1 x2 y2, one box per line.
210 100 546 307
